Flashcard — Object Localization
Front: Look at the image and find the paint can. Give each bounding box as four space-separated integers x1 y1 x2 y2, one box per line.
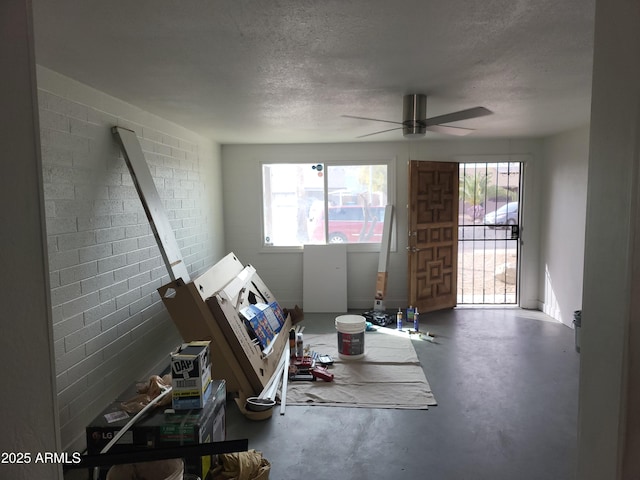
335 315 366 360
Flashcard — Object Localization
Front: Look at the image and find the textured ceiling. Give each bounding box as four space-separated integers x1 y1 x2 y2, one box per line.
32 0 595 144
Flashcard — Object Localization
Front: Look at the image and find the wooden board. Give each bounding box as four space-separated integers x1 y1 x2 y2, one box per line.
375 205 394 307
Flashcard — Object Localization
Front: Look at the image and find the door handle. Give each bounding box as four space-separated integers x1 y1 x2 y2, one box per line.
406 246 421 253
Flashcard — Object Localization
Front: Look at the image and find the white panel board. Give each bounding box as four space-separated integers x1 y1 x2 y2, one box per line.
303 244 347 313
113 126 190 283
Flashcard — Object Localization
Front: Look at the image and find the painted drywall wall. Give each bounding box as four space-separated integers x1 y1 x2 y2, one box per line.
0 2 62 478
539 126 589 326
36 66 225 452
221 139 542 310
577 0 640 477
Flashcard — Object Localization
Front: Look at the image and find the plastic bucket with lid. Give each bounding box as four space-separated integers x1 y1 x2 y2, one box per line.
335 315 366 360
106 459 183 480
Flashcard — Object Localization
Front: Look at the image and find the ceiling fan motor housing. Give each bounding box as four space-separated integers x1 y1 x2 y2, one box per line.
402 94 427 137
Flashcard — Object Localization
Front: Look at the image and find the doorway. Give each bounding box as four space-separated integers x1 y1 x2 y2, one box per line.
457 162 521 304
408 160 522 312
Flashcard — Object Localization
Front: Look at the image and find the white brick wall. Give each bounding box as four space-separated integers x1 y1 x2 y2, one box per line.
37 66 224 452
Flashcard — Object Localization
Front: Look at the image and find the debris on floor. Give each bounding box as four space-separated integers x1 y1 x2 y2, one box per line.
287 325 335 383
361 310 394 327
361 307 439 343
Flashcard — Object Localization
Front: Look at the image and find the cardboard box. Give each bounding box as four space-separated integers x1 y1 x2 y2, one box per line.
158 252 295 407
171 341 211 410
239 302 285 349
270 301 286 328
239 304 273 349
258 302 285 333
86 379 226 479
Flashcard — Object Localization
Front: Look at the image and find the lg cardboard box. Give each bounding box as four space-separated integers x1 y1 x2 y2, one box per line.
86 379 226 479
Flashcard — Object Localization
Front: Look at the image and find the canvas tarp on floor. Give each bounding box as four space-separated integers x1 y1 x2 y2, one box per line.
285 330 437 409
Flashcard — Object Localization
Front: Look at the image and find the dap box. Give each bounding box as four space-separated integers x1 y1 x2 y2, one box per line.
86 379 226 479
171 340 212 410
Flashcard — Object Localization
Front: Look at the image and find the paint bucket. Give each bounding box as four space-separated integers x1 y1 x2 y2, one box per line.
106 459 183 480
335 315 366 360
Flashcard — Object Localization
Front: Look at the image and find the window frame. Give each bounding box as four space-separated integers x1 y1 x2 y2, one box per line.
259 158 396 253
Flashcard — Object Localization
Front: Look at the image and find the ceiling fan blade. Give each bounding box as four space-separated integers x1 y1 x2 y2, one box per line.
342 115 403 126
424 107 492 127
425 124 475 136
356 127 404 138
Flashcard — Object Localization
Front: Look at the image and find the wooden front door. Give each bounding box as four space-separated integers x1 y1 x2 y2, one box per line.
408 160 459 312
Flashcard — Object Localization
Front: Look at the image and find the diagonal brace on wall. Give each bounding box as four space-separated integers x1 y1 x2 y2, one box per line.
112 126 190 284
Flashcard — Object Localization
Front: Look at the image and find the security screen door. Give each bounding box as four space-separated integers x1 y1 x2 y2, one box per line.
457 162 521 304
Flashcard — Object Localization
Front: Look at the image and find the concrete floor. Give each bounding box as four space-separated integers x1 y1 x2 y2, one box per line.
225 308 580 480
65 307 579 480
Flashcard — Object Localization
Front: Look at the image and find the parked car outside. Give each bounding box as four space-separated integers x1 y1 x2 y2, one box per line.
483 201 518 227
308 204 385 243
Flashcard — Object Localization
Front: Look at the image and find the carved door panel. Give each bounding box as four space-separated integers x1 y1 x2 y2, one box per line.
408 161 458 312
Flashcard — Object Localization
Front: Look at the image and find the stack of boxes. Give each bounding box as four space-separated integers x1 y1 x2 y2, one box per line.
86 341 226 480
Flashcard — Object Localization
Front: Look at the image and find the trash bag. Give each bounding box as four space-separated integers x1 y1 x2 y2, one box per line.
209 449 271 480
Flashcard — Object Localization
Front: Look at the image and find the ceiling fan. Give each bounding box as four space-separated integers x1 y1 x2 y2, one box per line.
342 94 493 138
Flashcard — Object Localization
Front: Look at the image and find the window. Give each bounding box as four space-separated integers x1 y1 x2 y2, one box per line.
262 162 389 247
